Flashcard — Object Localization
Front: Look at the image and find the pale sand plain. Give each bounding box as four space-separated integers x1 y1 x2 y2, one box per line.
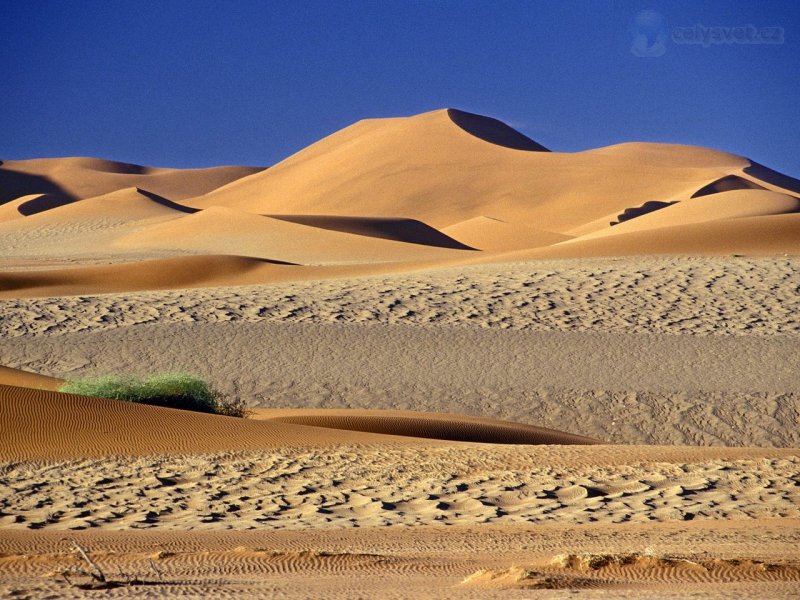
1 108 800 597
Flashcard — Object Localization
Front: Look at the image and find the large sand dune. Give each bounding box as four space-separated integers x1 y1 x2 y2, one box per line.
2 108 799 294
189 110 763 234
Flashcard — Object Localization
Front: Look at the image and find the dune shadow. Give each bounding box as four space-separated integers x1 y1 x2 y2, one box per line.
17 194 75 216
610 200 677 226
743 161 800 195
135 188 199 214
0 166 75 205
447 108 549 152
269 214 476 250
691 174 767 198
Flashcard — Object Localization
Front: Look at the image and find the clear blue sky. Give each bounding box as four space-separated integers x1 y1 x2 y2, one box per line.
2 1 798 176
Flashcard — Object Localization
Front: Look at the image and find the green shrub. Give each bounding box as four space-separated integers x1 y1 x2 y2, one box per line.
59 372 249 418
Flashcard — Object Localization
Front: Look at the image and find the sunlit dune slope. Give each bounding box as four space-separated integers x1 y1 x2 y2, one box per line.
493 213 800 260
0 366 61 391
442 216 571 251
0 385 596 460
567 189 800 242
0 156 263 205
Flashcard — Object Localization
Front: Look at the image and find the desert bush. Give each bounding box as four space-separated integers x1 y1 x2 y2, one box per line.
59 372 249 417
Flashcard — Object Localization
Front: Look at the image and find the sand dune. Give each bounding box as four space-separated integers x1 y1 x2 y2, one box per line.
442 216 571 251
269 214 473 248
0 255 298 297
567 189 800 242
0 384 600 461
115 205 472 264
0 157 263 205
0 384 402 460
0 187 197 262
189 109 751 234
2 109 799 279
0 193 72 222
490 213 800 259
692 174 769 197
253 408 598 445
1 186 192 225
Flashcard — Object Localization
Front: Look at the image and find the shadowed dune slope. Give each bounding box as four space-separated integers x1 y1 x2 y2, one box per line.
692 174 768 198
0 157 263 205
0 367 61 391
0 194 73 222
495 213 800 260
254 408 599 445
0 385 596 460
743 161 800 195
447 108 549 151
190 109 754 232
116 206 472 264
269 214 473 249
442 216 571 251
570 189 800 242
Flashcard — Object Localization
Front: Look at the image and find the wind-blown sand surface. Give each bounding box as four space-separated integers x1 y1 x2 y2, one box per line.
2 109 799 597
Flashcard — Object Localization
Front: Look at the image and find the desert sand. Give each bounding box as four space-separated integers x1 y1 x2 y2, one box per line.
1 109 799 597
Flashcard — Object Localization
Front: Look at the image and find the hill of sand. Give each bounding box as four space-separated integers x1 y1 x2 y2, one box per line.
115 205 472 264
0 384 597 461
252 408 597 445
442 216 571 251
0 193 72 222
2 108 800 295
500 213 800 260
0 157 263 205
0 187 195 262
562 189 800 243
189 108 797 236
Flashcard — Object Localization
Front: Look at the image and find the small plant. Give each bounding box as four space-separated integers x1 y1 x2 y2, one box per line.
59 372 250 418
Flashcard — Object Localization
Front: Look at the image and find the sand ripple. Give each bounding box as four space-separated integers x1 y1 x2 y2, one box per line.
2 257 798 338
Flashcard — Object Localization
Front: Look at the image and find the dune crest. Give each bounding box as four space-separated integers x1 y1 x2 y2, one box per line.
446 108 549 151
0 156 263 204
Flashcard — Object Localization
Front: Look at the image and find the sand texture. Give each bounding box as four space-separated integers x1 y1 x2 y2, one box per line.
2 109 800 597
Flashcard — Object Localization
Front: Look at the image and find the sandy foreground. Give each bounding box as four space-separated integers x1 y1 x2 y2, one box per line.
2 256 800 598
2 109 800 596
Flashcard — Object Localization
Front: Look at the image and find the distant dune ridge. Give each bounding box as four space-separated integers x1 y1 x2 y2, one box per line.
2 107 799 294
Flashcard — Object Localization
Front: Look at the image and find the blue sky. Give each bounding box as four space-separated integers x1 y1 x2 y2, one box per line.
2 1 798 175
